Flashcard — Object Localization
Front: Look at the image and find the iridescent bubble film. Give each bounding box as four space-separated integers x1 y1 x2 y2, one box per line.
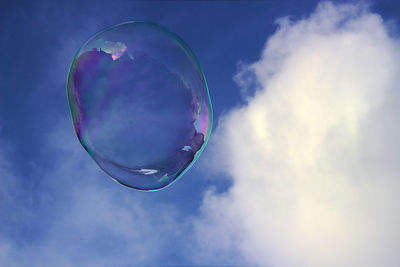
67 22 212 191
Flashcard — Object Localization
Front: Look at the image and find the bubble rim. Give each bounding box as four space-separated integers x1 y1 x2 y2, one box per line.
66 21 213 191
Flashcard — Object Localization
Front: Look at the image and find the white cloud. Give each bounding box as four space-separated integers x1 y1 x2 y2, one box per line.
0 120 190 267
197 2 400 266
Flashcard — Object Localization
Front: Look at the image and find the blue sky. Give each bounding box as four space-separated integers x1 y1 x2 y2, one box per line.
2 1 400 266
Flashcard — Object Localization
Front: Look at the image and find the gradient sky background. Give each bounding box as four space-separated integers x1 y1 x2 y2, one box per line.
2 1 400 266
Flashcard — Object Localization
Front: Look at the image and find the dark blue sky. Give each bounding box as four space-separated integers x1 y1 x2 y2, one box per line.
1 0 400 266
0 0 322 212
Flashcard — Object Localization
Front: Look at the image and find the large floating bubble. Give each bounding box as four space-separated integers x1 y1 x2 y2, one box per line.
67 22 212 191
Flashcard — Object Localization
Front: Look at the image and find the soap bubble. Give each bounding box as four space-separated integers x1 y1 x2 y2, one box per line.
67 22 212 191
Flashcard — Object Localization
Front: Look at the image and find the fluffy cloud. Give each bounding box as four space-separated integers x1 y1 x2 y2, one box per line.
197 2 400 266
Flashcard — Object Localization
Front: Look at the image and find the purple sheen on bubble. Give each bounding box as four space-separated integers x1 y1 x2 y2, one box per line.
67 22 212 191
